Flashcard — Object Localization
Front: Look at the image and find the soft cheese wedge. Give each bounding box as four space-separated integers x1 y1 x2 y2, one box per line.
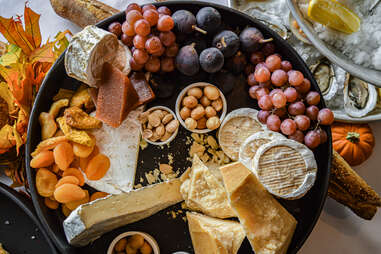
180 155 235 219
187 212 245 254
220 162 297 254
64 179 183 246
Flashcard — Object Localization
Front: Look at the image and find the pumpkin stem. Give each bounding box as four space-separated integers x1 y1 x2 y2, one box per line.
346 132 360 143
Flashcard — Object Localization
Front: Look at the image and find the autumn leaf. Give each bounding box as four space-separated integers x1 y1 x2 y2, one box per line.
0 82 16 112
0 124 15 153
0 44 23 66
24 4 41 48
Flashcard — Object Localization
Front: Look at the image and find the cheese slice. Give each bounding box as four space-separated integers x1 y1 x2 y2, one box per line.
220 162 297 254
187 212 245 254
85 107 143 194
253 139 317 199
180 155 235 218
64 178 183 246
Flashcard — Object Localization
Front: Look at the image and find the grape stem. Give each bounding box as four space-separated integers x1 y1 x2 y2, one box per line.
192 25 207 34
260 38 274 44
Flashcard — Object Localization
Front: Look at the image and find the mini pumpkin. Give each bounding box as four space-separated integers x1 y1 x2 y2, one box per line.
332 123 375 166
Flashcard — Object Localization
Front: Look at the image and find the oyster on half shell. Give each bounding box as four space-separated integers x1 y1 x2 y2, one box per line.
310 58 338 100
344 73 377 118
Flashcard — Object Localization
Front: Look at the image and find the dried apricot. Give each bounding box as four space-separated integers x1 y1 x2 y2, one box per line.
114 238 127 252
36 168 58 197
71 156 81 168
73 142 94 158
85 154 110 181
55 176 79 188
62 204 71 217
54 129 64 137
66 190 89 210
53 142 74 170
30 150 54 168
62 168 85 186
51 164 59 174
44 197 59 210
90 192 109 202
54 183 86 203
79 145 99 171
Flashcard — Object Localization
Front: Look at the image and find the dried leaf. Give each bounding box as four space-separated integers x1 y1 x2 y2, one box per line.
12 122 23 154
0 16 33 55
0 44 22 66
0 82 16 112
0 124 14 153
24 5 41 48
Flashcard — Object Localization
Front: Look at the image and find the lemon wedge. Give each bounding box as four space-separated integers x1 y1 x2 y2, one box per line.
308 0 361 34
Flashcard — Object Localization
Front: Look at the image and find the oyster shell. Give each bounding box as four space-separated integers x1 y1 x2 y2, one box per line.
344 73 377 118
310 58 338 100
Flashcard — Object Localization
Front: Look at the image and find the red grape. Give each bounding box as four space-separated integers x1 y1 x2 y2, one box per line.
273 107 287 118
280 119 297 135
295 78 311 94
145 56 161 72
151 45 165 57
318 108 334 125
133 48 149 65
122 21 135 36
294 115 310 131
133 35 147 49
255 87 270 99
284 87 298 102
288 70 304 86
157 6 171 16
305 91 321 105
258 110 271 124
266 114 281 132
127 10 143 25
121 34 133 46
269 88 283 98
281 60 292 72
255 62 266 71
247 73 258 86
316 128 328 144
134 19 150 36
271 91 287 108
157 15 174 32
143 9 159 26
259 81 272 89
159 31 176 46
288 101 306 115
288 130 305 143
126 3 142 13
254 66 271 82
258 95 273 110
304 130 321 149
142 4 156 12
249 85 260 99
265 54 281 72
165 43 179 57
250 51 264 65
306 105 319 121
108 22 122 37
271 69 288 87
262 42 275 57
130 58 144 71
145 36 162 54
161 57 175 72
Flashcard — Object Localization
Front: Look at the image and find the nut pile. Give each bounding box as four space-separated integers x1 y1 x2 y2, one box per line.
139 108 179 143
113 234 153 254
179 86 223 131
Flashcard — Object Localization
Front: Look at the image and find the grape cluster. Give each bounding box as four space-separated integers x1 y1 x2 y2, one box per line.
246 45 333 149
108 3 178 73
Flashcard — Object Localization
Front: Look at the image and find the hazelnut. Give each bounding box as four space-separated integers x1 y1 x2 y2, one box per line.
205 106 217 118
166 119 179 133
200 96 211 107
182 96 198 109
162 113 174 124
197 117 207 129
148 113 161 127
204 86 220 100
185 118 197 130
191 105 205 120
187 87 203 99
206 116 220 130
155 124 165 137
211 98 223 112
180 107 191 120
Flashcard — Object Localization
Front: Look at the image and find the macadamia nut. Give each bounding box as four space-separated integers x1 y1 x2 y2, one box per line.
204 86 220 100
182 96 198 109
187 87 203 99
206 116 220 130
185 118 197 130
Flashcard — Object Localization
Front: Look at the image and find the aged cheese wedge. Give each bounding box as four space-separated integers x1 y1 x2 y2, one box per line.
253 139 317 199
180 155 235 218
239 131 285 170
187 212 245 254
220 162 297 254
64 178 183 246
218 108 264 161
86 107 143 194
65 25 118 87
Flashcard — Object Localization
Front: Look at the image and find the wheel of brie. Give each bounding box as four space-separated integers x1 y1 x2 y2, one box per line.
239 131 286 170
252 139 317 199
218 108 264 161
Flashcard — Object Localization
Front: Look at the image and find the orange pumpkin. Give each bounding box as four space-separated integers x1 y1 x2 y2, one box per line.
332 123 375 166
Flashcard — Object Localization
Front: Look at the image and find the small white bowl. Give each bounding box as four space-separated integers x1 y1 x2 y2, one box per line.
107 231 160 254
175 82 227 134
139 106 179 146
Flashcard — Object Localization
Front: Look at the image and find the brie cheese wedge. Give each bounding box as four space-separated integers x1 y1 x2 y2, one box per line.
187 212 245 254
64 178 183 246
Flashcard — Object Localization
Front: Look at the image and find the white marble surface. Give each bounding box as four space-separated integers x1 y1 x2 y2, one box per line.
1 0 380 253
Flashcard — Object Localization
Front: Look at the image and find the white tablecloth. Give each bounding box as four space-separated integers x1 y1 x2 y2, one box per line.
1 0 380 253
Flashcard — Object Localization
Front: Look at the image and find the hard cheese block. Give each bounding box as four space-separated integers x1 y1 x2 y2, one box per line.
220 162 297 254
187 212 245 254
180 155 236 219
64 179 183 246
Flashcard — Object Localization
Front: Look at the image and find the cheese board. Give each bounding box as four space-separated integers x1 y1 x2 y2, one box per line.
26 1 332 253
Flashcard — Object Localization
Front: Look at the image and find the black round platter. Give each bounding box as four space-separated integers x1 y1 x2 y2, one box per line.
26 1 332 253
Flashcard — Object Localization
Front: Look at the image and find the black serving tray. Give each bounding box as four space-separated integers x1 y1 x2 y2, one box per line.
26 1 331 253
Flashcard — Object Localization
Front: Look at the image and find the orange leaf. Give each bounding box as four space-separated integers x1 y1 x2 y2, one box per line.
29 41 55 63
0 16 33 55
24 4 41 48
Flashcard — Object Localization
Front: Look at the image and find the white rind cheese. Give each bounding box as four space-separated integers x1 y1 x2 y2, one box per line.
65 25 118 87
253 139 317 199
239 130 285 170
113 41 132 76
64 179 183 246
218 108 264 161
186 212 245 254
85 107 143 194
